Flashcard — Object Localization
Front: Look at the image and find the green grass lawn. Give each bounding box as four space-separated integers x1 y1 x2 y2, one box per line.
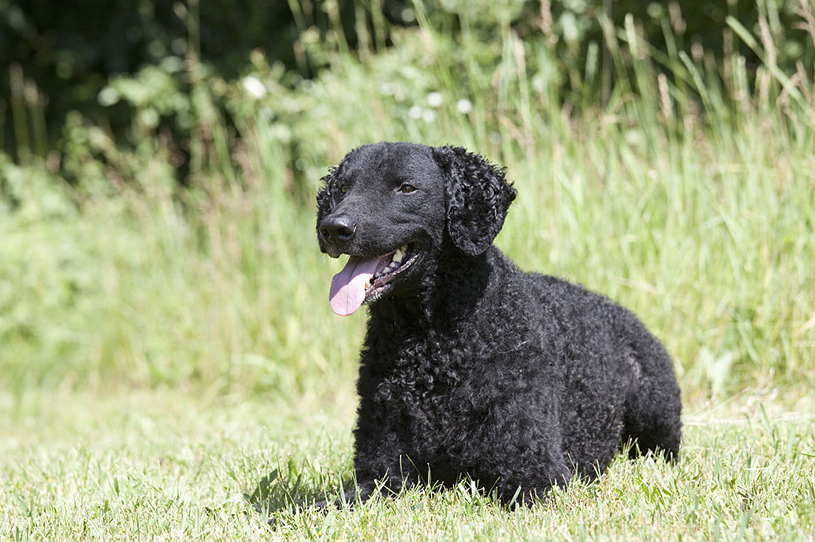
1 388 814 540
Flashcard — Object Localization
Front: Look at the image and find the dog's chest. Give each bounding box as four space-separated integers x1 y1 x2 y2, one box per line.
368 333 467 406
361 326 498 453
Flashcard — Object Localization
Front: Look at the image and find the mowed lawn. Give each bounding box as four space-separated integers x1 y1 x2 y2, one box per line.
1 387 813 540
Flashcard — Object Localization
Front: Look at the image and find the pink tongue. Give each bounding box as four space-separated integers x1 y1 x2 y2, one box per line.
329 256 383 316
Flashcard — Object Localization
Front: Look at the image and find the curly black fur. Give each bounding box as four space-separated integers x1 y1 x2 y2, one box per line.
315 142 682 506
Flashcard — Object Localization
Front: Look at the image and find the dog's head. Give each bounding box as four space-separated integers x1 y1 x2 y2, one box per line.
317 142 516 315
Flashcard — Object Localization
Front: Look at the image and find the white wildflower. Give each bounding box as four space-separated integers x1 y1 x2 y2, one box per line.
409 105 423 119
456 98 472 114
97 86 120 106
427 92 443 107
242 75 267 98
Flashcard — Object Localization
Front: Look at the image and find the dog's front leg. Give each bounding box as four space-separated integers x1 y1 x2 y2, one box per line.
308 460 419 511
306 423 419 511
350 432 423 501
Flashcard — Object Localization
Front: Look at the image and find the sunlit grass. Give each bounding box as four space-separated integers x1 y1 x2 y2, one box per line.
1 389 813 540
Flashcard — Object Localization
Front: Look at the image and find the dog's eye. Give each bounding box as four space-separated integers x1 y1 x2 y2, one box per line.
340 182 349 194
398 183 417 194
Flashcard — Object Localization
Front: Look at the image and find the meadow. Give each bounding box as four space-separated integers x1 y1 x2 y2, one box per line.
1 1 814 539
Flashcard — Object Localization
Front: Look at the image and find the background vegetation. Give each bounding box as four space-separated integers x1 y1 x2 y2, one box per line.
1 0 814 539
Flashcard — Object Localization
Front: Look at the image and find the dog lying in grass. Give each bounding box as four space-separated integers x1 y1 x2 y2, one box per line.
316 142 681 505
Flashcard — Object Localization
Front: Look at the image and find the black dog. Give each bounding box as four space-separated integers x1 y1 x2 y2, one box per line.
317 142 681 505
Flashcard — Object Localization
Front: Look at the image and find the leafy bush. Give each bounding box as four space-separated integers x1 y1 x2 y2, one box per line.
0 1 813 399
3 0 813 177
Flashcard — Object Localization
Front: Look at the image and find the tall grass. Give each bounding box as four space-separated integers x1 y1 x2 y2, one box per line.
0 1 813 406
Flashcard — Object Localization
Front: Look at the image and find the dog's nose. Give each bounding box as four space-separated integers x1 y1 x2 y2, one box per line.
319 216 356 244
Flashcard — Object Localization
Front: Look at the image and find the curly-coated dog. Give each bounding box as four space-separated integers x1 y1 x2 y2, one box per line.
316 142 681 506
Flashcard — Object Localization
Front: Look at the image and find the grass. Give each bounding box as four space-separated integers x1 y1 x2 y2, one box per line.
1 389 813 540
2 0 815 539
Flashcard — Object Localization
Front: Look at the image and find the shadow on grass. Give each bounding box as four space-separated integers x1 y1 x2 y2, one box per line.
244 468 357 516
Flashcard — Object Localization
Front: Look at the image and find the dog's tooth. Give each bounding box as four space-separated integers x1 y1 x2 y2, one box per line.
393 248 405 263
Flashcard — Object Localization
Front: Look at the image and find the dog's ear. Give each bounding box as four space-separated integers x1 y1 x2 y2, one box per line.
317 157 347 236
432 146 517 256
316 164 339 228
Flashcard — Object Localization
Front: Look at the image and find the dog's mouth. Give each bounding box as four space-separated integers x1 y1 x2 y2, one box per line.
329 243 420 316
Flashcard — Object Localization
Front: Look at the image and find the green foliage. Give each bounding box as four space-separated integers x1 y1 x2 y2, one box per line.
0 1 814 402
3 0 814 169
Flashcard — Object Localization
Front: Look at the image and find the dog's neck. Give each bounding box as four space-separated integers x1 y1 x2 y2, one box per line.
368 246 497 329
